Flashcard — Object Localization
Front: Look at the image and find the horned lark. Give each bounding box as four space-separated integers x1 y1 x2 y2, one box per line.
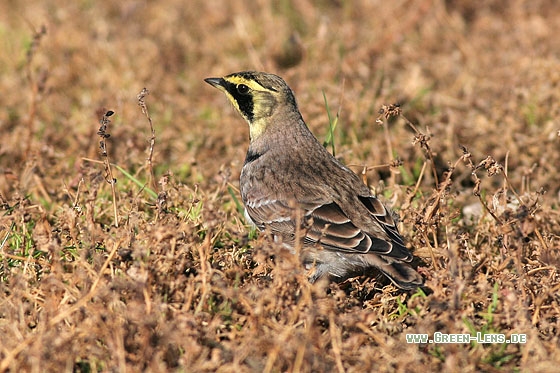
205 71 423 290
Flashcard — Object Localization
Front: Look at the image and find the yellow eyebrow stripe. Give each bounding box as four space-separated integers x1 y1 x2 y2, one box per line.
224 76 268 91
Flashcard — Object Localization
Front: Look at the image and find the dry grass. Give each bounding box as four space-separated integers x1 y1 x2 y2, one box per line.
1 0 559 371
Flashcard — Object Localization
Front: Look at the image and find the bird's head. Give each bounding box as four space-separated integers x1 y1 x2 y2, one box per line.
205 71 300 141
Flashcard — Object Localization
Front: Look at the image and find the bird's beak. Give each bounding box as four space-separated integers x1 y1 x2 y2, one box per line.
204 77 226 89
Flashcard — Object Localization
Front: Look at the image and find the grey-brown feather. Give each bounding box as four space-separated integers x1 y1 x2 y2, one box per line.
216 71 423 290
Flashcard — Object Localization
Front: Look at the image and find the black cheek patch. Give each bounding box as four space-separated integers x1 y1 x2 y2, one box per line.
224 81 254 122
236 94 254 122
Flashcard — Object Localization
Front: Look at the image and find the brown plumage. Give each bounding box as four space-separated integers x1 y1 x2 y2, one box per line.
205 71 423 290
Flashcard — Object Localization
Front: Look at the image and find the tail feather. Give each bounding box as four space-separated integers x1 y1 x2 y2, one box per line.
306 250 424 290
366 254 424 290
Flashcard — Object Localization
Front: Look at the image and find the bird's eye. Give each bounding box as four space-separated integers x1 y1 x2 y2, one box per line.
236 84 249 94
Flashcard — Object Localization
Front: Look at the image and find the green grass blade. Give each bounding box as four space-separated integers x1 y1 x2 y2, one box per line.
227 186 245 217
322 91 339 156
113 164 158 199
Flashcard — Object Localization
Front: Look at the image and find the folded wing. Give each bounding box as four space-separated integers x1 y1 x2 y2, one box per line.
244 194 413 263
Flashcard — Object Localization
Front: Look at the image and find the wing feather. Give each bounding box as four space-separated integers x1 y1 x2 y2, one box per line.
245 194 408 259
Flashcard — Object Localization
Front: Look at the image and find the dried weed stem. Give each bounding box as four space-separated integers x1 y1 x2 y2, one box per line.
0 240 121 372
137 88 158 193
97 110 119 227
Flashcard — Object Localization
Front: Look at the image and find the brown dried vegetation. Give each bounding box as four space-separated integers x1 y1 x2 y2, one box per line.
1 1 559 371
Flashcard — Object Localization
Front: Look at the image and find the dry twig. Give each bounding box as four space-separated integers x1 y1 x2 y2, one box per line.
97 110 119 227
137 88 158 194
